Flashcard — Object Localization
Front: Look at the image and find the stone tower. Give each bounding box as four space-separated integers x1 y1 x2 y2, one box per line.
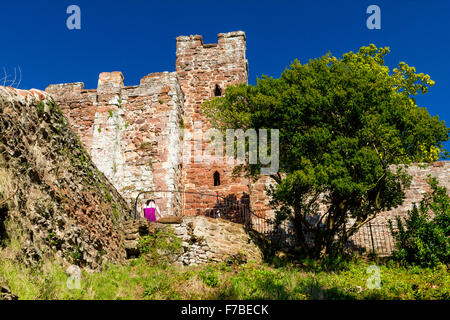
45 31 270 218
175 31 251 204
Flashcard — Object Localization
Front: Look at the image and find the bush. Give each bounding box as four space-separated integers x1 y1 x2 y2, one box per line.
389 177 450 268
198 267 220 288
137 227 182 264
226 252 247 266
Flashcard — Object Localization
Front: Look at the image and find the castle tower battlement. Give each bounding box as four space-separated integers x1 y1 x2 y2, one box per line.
175 31 251 204
175 31 248 128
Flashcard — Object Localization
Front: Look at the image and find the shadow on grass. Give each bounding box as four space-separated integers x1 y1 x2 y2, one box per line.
212 272 359 300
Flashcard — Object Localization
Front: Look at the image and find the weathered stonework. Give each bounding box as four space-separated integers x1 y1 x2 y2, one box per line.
374 162 450 223
0 87 130 269
172 215 262 266
46 31 254 217
175 32 251 205
43 31 450 258
122 216 262 265
47 72 184 215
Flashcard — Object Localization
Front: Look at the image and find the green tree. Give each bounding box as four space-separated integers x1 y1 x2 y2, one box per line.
202 45 449 258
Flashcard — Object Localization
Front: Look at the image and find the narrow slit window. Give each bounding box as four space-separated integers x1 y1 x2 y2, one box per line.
214 84 222 97
213 171 220 186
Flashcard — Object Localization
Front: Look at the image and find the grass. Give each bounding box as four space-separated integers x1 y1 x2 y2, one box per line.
0 207 448 300
1 245 448 300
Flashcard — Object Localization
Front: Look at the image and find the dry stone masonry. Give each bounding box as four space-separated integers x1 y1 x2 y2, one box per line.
122 215 263 266
172 215 262 266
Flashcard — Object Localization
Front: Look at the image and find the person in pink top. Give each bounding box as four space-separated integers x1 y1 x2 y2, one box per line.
142 199 162 222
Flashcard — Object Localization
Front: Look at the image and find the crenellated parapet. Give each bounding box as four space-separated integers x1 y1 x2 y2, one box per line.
45 71 185 213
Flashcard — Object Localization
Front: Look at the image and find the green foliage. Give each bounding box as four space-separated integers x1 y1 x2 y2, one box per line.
1 242 449 300
108 109 114 118
198 266 220 288
36 101 45 115
142 271 180 299
70 245 83 264
158 99 164 104
226 252 248 266
390 177 450 268
137 227 182 264
224 266 290 299
111 203 119 222
140 142 152 151
45 232 62 249
202 44 449 258
180 117 185 129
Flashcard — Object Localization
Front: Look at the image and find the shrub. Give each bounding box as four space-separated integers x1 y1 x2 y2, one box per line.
226 252 247 266
137 227 182 264
389 177 450 268
198 267 220 288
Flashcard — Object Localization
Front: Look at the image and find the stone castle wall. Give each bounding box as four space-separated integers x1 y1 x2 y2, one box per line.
373 161 450 223
46 31 259 218
46 71 184 215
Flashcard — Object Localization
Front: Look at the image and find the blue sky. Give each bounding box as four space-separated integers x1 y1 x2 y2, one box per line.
1 0 449 148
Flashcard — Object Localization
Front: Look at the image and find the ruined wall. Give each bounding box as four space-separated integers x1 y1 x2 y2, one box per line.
122 216 263 265
172 215 263 265
373 161 450 223
46 72 184 215
175 31 252 210
0 86 130 269
348 161 450 255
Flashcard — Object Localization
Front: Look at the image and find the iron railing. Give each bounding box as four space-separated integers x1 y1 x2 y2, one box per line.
133 190 265 230
347 223 397 256
133 190 397 256
259 220 397 256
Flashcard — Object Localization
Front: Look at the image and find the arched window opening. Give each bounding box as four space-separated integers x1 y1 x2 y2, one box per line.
213 171 221 186
214 84 222 97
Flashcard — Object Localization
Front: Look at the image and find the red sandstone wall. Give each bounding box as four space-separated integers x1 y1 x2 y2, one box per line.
175 31 252 213
46 71 184 216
